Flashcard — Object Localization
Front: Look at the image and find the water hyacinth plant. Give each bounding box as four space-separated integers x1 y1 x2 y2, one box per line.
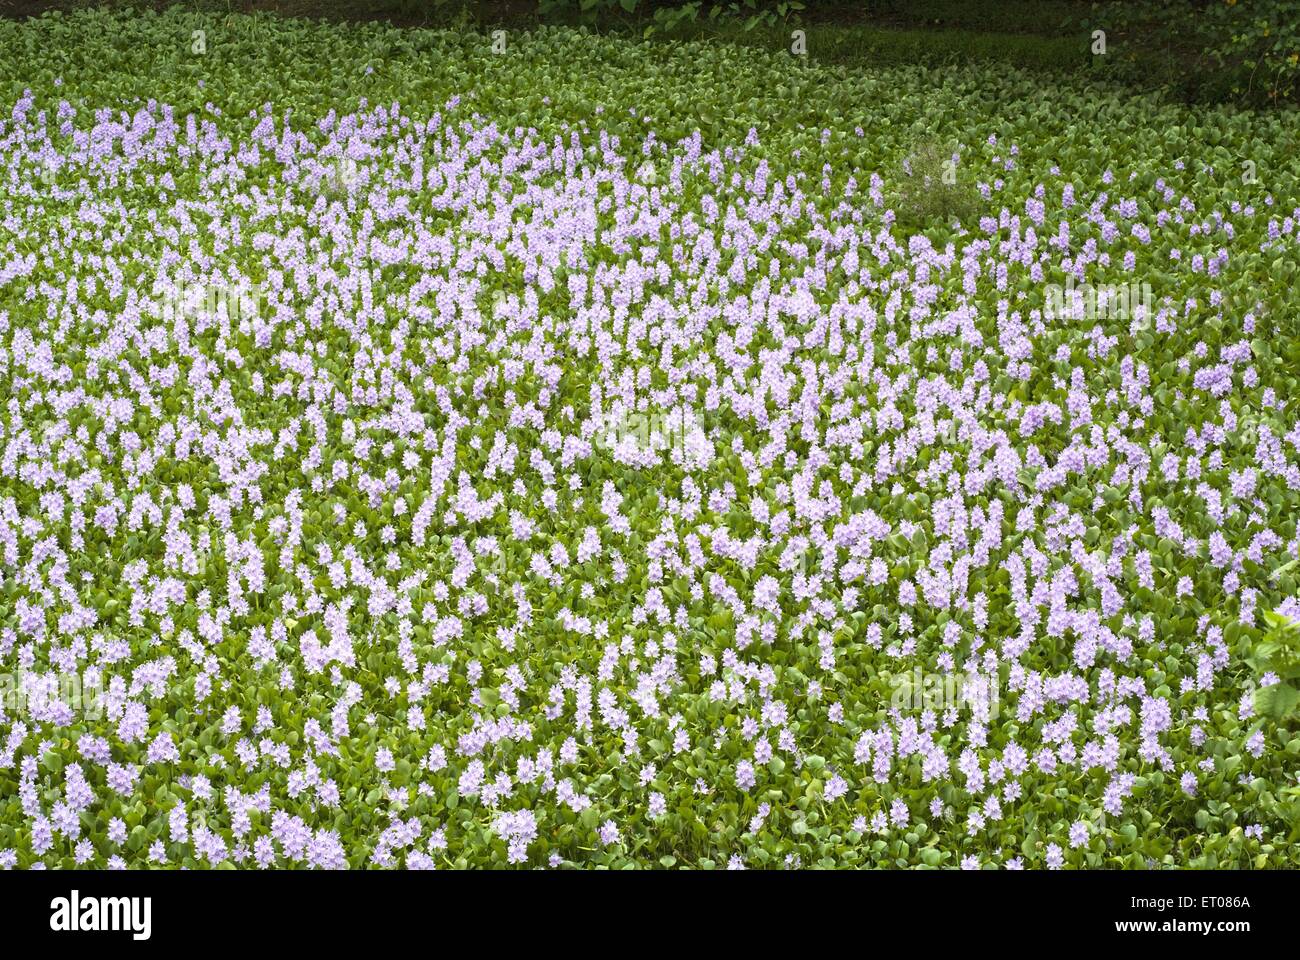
0 6 1297 872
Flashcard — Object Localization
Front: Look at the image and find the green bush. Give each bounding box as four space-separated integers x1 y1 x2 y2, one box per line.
1098 0 1300 104
889 138 984 234
1202 0 1300 101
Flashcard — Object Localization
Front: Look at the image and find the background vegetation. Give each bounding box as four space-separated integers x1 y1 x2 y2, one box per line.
2 1 1298 106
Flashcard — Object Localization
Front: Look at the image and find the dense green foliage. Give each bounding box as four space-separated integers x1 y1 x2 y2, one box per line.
0 7 1297 869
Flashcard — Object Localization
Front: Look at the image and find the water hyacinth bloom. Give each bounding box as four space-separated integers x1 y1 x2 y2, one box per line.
0 8 1293 877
